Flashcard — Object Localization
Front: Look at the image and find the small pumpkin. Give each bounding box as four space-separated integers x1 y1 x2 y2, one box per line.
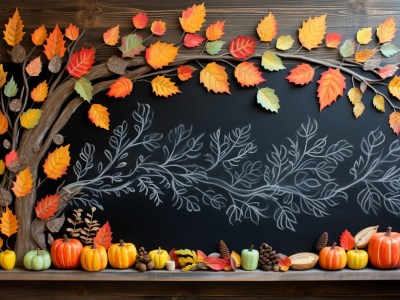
80 244 108 272
347 248 368 270
149 247 170 269
108 239 137 269
368 227 400 269
23 249 52 271
241 245 259 271
51 234 83 269
319 242 347 270
0 249 16 270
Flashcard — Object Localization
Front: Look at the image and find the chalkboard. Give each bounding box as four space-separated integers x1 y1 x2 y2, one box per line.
41 62 400 255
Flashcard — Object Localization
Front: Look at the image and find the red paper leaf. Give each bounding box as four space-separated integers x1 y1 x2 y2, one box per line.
35 194 60 220
5 150 18 168
339 229 355 250
229 35 256 59
277 253 292 268
107 77 133 99
183 33 205 48
286 63 315 86
378 64 399 79
204 256 230 271
177 65 197 81
94 221 113 249
66 47 95 78
169 248 180 268
326 32 342 48
132 12 148 29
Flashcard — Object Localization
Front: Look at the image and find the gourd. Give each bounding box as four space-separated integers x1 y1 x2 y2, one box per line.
23 249 52 271
80 244 108 272
51 234 83 269
148 247 170 269
346 248 368 270
0 249 16 270
241 245 259 271
319 242 347 270
107 239 137 269
368 227 400 269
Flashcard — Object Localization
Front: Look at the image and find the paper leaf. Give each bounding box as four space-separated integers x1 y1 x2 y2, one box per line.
43 24 66 61
183 33 205 48
261 51 285 71
206 40 225 55
74 78 93 102
88 104 110 130
199 62 230 94
151 21 167 36
4 77 18 98
11 44 26 64
43 144 71 180
257 12 278 42
145 41 178 69
151 75 181 98
347 87 362 105
26 56 42 77
107 56 128 75
317 68 346 111
276 35 294 51
65 23 79 41
3 8 25 46
5 150 18 168
235 61 265 87
0 237 3 248
94 221 113 250
377 17 397 44
357 27 372 44
31 25 47 46
107 77 133 99
0 64 7 89
373 94 385 112
389 112 400 135
388 75 400 100
381 43 400 58
0 207 18 237
66 47 95 78
378 65 399 79
325 32 342 48
0 111 8 135
48 55 62 74
20 108 42 129
31 80 48 102
363 59 381 71
118 34 145 58
229 35 256 59
196 250 207 263
257 87 280 113
177 65 197 81
103 25 120 46
35 194 60 220
204 256 230 271
277 253 292 270
206 21 225 41
355 49 376 63
132 12 148 29
339 39 355 58
298 15 326 50
353 102 365 118
179 3 206 33
11 167 33 198
339 229 356 250
285 63 315 86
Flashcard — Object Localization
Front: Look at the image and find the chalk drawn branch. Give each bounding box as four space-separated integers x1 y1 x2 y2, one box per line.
68 103 400 231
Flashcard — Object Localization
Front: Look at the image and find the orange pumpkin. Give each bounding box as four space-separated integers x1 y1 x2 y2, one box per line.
107 239 137 269
51 234 83 269
80 244 108 272
368 227 400 269
319 242 347 270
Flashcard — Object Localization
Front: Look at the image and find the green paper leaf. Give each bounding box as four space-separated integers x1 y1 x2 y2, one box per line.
74 77 93 102
118 34 145 58
4 76 18 97
339 39 355 58
261 51 285 71
257 87 280 113
381 43 400 58
206 40 225 55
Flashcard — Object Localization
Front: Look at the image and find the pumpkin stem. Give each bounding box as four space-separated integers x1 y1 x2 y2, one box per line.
63 234 69 243
120 239 124 247
37 248 41 256
386 227 392 237
92 243 97 249
355 247 358 254
331 242 337 250
249 245 254 251
158 247 161 254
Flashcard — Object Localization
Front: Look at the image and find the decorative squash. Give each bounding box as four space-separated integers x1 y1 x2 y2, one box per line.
319 242 347 270
0 249 16 270
80 244 108 272
23 249 52 271
107 239 137 269
51 234 83 269
241 245 259 271
149 247 170 269
347 248 368 270
368 227 400 269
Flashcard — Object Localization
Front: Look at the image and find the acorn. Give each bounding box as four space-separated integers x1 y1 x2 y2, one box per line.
136 262 147 272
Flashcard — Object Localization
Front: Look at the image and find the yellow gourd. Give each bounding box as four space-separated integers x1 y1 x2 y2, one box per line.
107 239 137 269
148 247 170 269
80 244 108 272
347 248 368 270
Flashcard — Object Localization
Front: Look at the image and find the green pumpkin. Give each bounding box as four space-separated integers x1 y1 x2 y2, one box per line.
241 245 259 271
23 249 52 271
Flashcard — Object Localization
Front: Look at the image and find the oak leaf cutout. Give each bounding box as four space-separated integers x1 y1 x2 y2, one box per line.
31 80 48 102
257 12 278 42
179 3 206 33
88 104 110 130
12 167 33 198
20 108 42 129
103 25 120 46
145 41 178 69
107 77 133 99
0 207 19 237
65 23 79 41
235 61 266 87
3 8 25 46
285 63 315 86
43 24 66 60
151 75 181 98
35 194 60 220
66 47 95 78
26 56 42 77
31 24 47 46
206 21 225 41
43 144 71 180
229 35 256 59
298 15 327 50
317 68 346 111
94 221 113 250
200 62 230 94
377 17 397 44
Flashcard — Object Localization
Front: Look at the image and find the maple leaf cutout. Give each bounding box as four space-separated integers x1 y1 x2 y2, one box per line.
339 229 355 250
43 24 66 60
229 35 256 59
285 63 315 86
3 8 25 46
234 62 265 87
184 33 205 48
151 75 181 98
200 62 230 94
88 104 110 130
298 15 327 50
257 12 278 42
66 47 95 78
145 42 178 69
43 144 71 180
94 221 113 250
12 167 33 198
317 68 346 111
0 207 19 237
179 3 206 33
107 77 133 99
35 194 60 220
103 25 120 46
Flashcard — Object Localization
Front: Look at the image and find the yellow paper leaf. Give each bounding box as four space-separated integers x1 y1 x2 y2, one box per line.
151 75 181 98
88 104 110 130
388 75 400 100
0 207 19 237
179 3 206 33
0 64 8 89
206 21 225 41
276 35 294 51
20 109 42 129
43 144 71 180
0 111 8 135
347 87 362 105
31 24 47 46
373 94 385 112
200 62 230 94
3 8 25 46
353 102 365 118
257 12 278 42
356 27 372 44
145 41 178 69
298 15 327 50
354 49 376 63
11 167 33 198
31 80 48 102
377 17 397 44
26 56 42 77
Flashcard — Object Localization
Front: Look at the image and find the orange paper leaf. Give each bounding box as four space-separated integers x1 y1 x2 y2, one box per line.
197 250 207 263
151 20 167 36
3 8 25 46
26 56 42 77
94 221 113 250
325 32 342 48
132 12 148 29
31 24 47 46
65 23 79 41
0 111 8 135
179 3 206 33
200 62 230 94
107 77 133 99
0 64 8 89
354 49 377 63
35 194 60 220
0 237 3 248
377 17 397 44
378 65 399 79
229 35 256 59
103 25 120 46
204 256 230 271
177 65 197 81
43 24 66 60
5 150 18 168
43 144 71 180
234 61 265 87
88 104 110 130
285 63 315 86
31 80 48 102
183 33 205 48
317 68 346 111
0 207 19 237
11 167 33 198
257 12 278 42
151 75 181 98
277 253 292 271
298 15 327 50
206 21 225 41
339 229 356 250
389 112 400 135
66 47 95 78
388 75 400 100
145 41 178 69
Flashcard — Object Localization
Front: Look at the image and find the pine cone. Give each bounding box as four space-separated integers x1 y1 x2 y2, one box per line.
219 240 230 258
315 232 328 251
259 243 278 271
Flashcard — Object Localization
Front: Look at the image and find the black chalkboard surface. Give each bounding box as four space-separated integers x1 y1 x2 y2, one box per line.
55 62 400 255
